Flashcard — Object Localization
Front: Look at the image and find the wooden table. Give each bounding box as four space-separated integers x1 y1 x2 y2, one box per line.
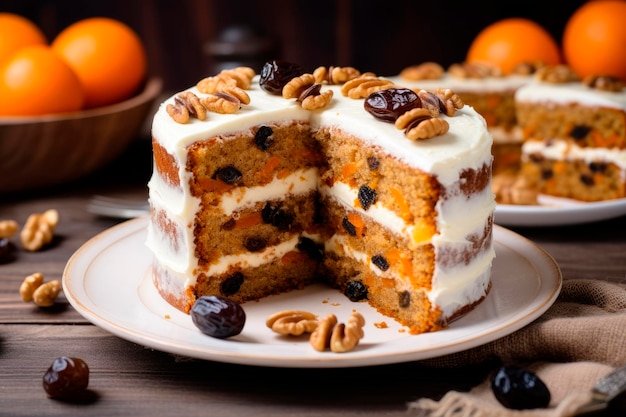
1 137 625 416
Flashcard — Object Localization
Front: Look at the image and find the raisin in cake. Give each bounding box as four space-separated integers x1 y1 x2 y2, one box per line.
515 65 626 202
146 61 496 335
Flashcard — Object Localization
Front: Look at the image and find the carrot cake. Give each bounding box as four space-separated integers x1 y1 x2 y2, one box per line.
146 61 496 335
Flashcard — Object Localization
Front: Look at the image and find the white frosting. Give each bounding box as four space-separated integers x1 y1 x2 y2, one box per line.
516 80 626 109
523 139 626 170
388 74 530 93
146 75 496 320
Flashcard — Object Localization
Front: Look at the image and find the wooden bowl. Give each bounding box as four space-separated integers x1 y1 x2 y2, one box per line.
0 77 162 194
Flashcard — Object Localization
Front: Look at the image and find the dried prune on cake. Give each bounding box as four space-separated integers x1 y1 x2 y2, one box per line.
341 216 357 236
191 295 246 339
213 165 243 184
220 272 245 296
364 88 421 122
399 290 411 308
255 126 274 151
345 280 368 301
371 254 389 271
259 60 305 95
296 236 324 261
491 365 551 410
358 185 377 210
43 356 89 399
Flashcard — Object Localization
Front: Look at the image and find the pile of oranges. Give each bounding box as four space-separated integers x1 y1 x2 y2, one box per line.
466 1 626 82
0 13 147 116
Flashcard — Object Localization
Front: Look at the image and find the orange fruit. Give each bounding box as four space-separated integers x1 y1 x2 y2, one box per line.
52 17 147 108
563 1 626 81
0 13 47 63
0 45 84 116
466 18 562 74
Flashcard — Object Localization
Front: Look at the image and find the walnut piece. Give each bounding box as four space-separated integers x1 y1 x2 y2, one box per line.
200 92 241 114
330 311 366 353
511 61 546 76
20 209 58 251
19 272 44 302
448 62 502 79
433 88 464 116
313 66 362 84
197 66 255 93
534 65 580 83
340 75 394 99
33 279 61 307
583 75 624 92
283 74 333 110
492 171 539 205
0 219 18 238
282 74 316 99
394 108 449 140
266 310 319 336
399 62 444 81
309 313 338 352
310 312 365 353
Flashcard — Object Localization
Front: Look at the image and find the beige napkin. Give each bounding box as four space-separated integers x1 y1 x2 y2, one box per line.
408 279 626 416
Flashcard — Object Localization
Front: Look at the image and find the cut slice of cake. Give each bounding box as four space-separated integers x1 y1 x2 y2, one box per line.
515 65 626 202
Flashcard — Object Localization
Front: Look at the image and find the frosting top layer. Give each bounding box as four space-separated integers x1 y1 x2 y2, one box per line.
515 80 626 109
151 77 493 187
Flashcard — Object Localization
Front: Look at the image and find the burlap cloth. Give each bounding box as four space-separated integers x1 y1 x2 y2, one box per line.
408 279 626 416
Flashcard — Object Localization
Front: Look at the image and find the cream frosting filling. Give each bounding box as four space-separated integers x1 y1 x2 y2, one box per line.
387 74 530 93
220 168 318 215
523 139 626 170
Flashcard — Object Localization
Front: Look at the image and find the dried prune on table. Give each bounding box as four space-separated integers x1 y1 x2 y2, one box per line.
43 356 89 399
191 295 246 339
0 237 14 263
491 365 551 410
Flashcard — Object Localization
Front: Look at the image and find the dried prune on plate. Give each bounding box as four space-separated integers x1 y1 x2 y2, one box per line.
191 295 246 339
491 365 551 410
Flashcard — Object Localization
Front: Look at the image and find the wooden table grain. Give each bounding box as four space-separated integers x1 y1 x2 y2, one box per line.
1 137 625 416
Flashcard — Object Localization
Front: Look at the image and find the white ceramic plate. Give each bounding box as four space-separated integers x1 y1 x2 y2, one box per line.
495 196 626 227
63 217 561 368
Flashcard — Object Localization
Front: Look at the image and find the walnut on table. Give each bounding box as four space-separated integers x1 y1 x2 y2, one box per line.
20 209 59 251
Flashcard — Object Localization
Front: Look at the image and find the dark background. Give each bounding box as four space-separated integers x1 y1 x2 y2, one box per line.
1 0 589 93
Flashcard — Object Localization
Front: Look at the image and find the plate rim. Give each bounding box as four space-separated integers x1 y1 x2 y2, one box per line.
62 217 562 368
495 196 626 227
